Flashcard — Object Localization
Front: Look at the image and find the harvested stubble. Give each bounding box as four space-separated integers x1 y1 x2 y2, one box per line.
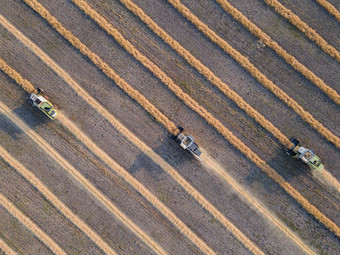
167 0 340 149
264 0 340 61
0 193 67 255
20 0 178 136
0 14 270 255
65 0 340 237
0 101 167 255
216 0 340 106
316 0 340 22
117 0 291 148
0 145 117 255
0 237 17 255
0 15 215 255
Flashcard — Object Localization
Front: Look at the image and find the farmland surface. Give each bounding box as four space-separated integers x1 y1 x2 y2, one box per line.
0 0 339 254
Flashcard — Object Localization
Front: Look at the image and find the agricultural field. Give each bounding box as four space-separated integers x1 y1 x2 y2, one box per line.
0 0 339 254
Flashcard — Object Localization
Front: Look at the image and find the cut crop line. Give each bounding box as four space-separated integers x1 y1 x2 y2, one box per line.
316 0 340 22
166 0 340 149
117 0 291 148
17 2 179 136
0 193 67 255
0 101 167 255
0 238 17 255
216 0 340 106
58 114 217 255
66 0 340 238
0 14 269 255
0 18 214 255
264 0 340 61
0 145 117 255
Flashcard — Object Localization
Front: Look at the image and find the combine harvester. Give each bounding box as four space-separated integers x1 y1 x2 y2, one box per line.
171 127 202 161
285 138 324 172
29 88 59 120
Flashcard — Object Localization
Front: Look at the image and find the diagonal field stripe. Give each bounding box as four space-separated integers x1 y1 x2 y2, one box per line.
0 237 18 255
0 145 117 255
0 193 67 255
0 101 168 255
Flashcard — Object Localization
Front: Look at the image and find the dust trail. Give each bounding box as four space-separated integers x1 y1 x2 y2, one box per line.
26 0 340 237
216 0 340 106
117 0 291 147
0 145 118 255
0 238 17 255
18 2 178 136
0 102 168 255
58 115 218 255
263 0 340 61
167 0 340 149
314 169 340 197
0 14 267 255
316 0 340 22
0 58 36 94
200 151 316 255
0 193 67 255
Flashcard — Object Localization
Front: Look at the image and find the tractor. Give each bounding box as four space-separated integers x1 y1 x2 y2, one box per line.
29 88 58 120
171 127 202 161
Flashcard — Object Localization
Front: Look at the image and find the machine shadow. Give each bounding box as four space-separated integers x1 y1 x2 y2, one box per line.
0 104 51 140
128 134 198 182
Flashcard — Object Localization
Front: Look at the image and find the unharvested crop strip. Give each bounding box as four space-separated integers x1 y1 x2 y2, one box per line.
166 0 340 149
0 238 17 255
0 15 269 255
0 145 117 255
0 102 167 255
58 114 218 255
0 21 214 255
216 0 340 106
19 1 178 136
0 193 67 255
316 0 340 22
117 0 291 148
263 0 340 61
57 0 340 237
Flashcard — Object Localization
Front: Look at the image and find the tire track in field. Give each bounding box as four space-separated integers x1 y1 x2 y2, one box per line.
0 238 17 255
167 0 340 149
216 0 340 106
263 0 340 61
56 0 340 238
15 3 179 137
316 0 340 22
0 19 215 255
0 14 268 255
0 193 67 255
117 0 290 148
0 102 168 255
58 115 219 255
0 145 118 255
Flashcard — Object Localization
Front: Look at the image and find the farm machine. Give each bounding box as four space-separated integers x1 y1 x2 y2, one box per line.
29 88 59 120
284 138 324 172
171 127 202 161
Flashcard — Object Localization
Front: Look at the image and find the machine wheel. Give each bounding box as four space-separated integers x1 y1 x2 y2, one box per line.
177 126 184 133
291 138 300 146
36 88 44 95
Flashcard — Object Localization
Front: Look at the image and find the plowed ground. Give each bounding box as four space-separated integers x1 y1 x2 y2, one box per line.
1 0 339 254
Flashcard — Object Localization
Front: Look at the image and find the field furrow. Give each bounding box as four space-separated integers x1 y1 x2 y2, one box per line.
0 238 17 255
263 0 340 60
215 0 340 106
0 193 67 255
166 0 340 149
64 0 340 238
0 145 117 255
0 100 167 255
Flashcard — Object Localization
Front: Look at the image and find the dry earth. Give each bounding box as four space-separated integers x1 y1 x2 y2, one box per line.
0 0 339 254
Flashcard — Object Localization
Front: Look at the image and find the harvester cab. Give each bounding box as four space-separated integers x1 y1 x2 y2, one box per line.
284 138 324 172
29 88 58 120
171 127 202 161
